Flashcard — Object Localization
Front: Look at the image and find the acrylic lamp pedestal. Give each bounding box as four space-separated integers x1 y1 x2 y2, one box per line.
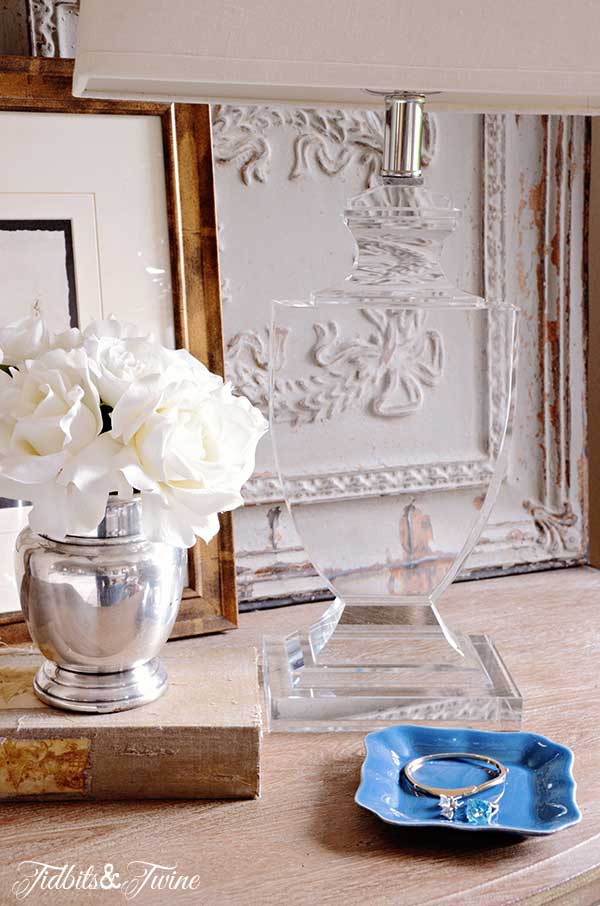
264 598 522 732
264 181 522 732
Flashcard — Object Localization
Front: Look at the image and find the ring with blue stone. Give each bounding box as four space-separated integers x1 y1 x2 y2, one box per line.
402 752 508 824
465 798 500 825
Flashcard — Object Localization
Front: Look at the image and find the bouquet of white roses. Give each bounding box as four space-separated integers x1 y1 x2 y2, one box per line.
0 313 267 547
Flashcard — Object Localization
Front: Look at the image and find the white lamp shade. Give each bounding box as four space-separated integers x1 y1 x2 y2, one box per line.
74 0 600 113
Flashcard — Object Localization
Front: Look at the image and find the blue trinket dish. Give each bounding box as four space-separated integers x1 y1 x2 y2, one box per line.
355 725 581 836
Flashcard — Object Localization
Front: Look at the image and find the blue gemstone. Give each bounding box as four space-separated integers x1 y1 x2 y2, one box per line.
466 798 495 825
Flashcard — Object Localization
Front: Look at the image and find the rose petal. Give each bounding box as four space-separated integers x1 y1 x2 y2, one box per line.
0 450 66 484
111 376 164 443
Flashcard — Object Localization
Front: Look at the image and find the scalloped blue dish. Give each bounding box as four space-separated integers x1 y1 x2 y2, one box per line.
355 725 581 835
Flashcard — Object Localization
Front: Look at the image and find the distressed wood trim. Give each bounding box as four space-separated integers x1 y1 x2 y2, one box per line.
520 116 587 561
0 0 29 55
472 114 588 574
168 102 237 634
0 55 168 113
483 114 507 303
588 118 600 567
0 56 237 638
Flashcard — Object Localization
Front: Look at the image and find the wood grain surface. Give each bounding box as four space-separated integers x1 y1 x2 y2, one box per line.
0 567 599 905
0 0 28 56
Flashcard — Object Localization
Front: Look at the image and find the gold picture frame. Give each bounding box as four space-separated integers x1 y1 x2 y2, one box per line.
0 56 236 643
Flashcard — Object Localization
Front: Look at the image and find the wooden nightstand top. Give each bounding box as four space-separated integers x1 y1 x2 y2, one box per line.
1 567 599 906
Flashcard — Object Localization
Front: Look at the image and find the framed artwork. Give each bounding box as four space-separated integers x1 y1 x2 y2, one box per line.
0 218 78 324
0 55 236 643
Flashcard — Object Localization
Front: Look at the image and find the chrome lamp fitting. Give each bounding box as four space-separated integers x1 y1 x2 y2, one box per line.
381 93 426 181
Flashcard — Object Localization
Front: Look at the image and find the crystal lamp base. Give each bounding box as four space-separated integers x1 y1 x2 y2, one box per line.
263 600 522 732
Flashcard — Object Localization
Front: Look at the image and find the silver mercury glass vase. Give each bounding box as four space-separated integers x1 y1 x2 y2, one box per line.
15 496 185 713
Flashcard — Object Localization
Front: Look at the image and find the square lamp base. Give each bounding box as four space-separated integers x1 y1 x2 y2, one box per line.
263 623 522 733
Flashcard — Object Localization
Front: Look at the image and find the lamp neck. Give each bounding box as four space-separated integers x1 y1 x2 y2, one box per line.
381 93 425 182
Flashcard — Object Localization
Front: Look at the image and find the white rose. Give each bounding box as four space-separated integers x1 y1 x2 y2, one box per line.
0 346 103 506
0 313 51 367
0 313 268 544
49 327 83 354
111 375 268 547
23 434 134 540
192 382 270 488
0 312 83 371
84 319 222 407
83 317 146 341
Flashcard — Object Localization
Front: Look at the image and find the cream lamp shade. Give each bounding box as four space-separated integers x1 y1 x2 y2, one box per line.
73 0 600 112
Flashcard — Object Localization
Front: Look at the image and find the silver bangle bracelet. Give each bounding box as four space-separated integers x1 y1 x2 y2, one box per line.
403 751 508 822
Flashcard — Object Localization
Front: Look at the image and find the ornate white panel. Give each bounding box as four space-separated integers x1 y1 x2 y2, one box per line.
28 2 589 607
28 0 78 56
218 108 587 603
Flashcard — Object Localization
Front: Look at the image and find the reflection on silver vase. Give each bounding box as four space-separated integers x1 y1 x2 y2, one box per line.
15 496 185 713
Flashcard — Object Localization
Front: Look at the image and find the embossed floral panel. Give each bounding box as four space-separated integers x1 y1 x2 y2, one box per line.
215 109 587 604
27 1 589 606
